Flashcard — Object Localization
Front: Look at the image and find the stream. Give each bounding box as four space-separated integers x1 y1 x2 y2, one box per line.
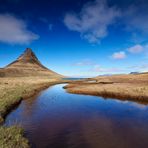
4 84 148 148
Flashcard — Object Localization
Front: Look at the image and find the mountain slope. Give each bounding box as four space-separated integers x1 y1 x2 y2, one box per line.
0 48 63 77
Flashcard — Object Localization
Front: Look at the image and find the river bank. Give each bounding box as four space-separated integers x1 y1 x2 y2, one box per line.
64 73 148 103
4 83 148 148
0 77 68 148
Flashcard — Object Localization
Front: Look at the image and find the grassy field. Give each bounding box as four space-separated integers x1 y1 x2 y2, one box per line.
1 73 148 147
0 126 29 148
0 76 65 148
64 73 148 103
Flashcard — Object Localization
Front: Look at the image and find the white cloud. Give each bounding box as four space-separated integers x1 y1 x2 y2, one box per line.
0 14 39 44
110 44 146 61
121 2 148 43
112 51 126 59
64 0 120 43
127 63 148 73
128 44 144 54
72 59 95 66
91 65 122 73
91 65 103 72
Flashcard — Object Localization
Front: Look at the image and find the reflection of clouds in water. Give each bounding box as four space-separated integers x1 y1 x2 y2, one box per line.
114 99 148 110
130 102 148 110
114 100 129 104
5 84 148 148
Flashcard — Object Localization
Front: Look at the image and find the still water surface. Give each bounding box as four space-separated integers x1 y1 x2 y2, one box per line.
5 84 148 148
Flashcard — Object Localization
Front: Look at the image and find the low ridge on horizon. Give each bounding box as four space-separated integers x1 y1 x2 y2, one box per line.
0 48 62 77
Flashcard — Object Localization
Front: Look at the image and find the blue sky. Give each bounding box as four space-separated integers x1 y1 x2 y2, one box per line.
0 0 148 77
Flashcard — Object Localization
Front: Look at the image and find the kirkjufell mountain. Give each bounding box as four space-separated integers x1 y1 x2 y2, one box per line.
0 48 62 77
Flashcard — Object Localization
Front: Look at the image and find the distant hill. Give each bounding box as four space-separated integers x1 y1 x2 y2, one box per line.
93 72 148 84
130 72 139 74
0 48 63 78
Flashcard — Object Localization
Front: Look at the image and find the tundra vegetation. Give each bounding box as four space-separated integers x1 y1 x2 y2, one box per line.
65 73 148 103
0 48 148 147
0 76 65 148
0 48 64 148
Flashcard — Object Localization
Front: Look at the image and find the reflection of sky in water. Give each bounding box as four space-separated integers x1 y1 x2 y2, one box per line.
4 84 148 148
114 99 148 110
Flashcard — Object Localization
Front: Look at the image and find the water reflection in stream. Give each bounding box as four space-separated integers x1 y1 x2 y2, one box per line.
4 84 148 148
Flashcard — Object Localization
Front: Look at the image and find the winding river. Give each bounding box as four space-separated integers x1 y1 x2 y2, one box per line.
4 84 148 148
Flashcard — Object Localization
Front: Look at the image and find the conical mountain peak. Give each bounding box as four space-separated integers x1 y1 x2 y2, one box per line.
17 48 39 63
25 48 33 53
23 48 35 57
1 48 62 77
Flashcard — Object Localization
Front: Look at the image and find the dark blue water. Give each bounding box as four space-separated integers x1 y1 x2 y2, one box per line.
4 84 148 148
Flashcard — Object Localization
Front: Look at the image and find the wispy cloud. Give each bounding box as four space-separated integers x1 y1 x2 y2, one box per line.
91 65 122 73
127 63 148 72
64 0 120 43
111 43 147 61
72 59 96 66
64 0 148 44
0 14 39 44
71 59 124 75
128 44 144 54
71 59 129 76
111 51 126 60
48 24 53 31
123 3 148 34
39 17 53 31
121 1 148 43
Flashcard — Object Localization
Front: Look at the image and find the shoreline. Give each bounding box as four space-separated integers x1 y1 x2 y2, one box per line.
64 82 148 104
0 79 68 124
65 87 148 104
0 77 69 148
